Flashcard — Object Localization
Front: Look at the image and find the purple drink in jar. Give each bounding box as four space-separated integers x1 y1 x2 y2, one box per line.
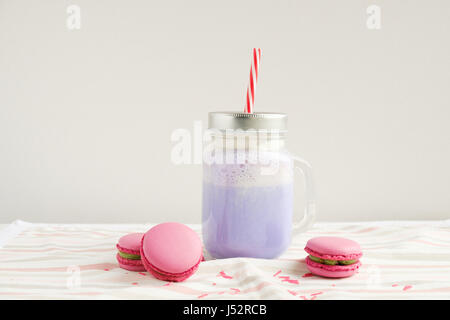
203 152 293 258
202 112 315 259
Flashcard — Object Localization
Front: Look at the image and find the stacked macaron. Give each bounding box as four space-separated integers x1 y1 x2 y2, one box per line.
116 233 146 272
304 236 362 278
116 223 203 282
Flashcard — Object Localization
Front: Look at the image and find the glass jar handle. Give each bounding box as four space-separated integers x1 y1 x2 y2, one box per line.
292 155 316 232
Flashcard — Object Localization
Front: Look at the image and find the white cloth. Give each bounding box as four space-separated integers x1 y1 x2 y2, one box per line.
0 220 449 299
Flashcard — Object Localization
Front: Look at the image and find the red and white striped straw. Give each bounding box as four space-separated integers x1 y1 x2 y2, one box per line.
245 48 262 114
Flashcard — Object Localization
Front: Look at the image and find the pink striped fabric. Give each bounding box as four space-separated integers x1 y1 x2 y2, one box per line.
0 220 449 299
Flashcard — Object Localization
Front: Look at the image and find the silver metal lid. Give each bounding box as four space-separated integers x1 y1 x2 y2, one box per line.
208 112 287 131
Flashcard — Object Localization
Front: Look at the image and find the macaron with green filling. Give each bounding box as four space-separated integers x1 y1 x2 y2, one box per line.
304 236 362 278
116 233 146 272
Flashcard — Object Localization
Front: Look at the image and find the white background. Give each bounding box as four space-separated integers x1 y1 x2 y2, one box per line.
1 0 449 223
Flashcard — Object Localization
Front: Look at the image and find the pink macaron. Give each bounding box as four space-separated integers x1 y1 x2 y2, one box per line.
116 232 146 272
140 222 203 282
304 236 362 278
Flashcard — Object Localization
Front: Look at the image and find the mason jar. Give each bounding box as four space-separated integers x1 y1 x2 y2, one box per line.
202 112 315 259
